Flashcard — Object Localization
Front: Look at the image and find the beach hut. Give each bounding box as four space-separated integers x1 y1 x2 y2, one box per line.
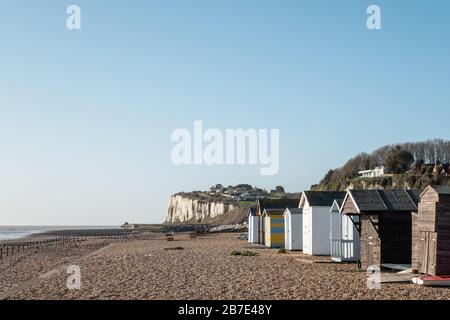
263 209 286 248
340 189 419 269
283 208 302 251
412 185 450 276
330 199 360 262
247 207 259 243
300 191 346 256
256 198 300 245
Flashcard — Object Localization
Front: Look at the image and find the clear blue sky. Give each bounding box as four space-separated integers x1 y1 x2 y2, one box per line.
1 1 449 225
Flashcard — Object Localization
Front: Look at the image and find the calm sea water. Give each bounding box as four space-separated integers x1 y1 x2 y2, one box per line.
0 226 119 241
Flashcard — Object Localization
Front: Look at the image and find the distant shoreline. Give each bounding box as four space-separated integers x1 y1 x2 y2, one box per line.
0 226 121 242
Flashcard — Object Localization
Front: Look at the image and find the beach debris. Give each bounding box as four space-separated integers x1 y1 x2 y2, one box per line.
165 233 175 241
164 247 184 251
412 276 450 287
189 233 198 239
229 250 258 257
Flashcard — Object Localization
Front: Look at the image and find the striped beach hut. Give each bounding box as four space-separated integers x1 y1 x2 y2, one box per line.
284 208 303 251
263 209 286 248
256 198 300 245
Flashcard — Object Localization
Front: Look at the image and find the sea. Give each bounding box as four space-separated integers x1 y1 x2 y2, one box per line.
0 226 119 241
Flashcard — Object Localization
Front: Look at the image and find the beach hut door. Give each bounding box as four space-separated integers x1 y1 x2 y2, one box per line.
419 231 437 275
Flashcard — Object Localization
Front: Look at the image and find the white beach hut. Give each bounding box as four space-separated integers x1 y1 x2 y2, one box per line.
300 191 346 256
247 208 259 243
283 208 302 251
330 199 360 262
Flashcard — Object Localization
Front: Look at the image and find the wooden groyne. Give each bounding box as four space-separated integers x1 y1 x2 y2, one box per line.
0 231 136 261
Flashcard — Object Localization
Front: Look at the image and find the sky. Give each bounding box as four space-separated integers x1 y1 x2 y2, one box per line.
0 0 449 225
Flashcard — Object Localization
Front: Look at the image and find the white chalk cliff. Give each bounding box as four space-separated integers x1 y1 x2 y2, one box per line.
165 194 237 223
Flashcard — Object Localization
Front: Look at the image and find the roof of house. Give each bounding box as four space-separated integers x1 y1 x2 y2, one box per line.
301 191 346 207
257 198 300 214
284 208 302 215
345 189 419 213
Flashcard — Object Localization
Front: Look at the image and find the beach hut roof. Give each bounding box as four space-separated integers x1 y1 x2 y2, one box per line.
420 185 450 197
247 207 257 217
263 209 286 216
283 208 302 215
343 189 419 213
256 198 300 215
330 199 343 212
300 191 346 208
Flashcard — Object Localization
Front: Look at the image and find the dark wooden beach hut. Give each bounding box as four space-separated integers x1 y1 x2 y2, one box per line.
412 185 450 276
340 189 419 269
256 198 300 245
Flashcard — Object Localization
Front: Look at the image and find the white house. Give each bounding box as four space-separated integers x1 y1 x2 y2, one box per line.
247 207 259 243
330 199 360 262
358 166 385 178
283 208 302 251
300 191 346 256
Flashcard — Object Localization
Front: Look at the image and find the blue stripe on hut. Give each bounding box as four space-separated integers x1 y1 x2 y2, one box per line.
263 209 286 248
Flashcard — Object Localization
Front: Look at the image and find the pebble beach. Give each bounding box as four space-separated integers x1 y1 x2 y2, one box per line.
1 233 450 300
